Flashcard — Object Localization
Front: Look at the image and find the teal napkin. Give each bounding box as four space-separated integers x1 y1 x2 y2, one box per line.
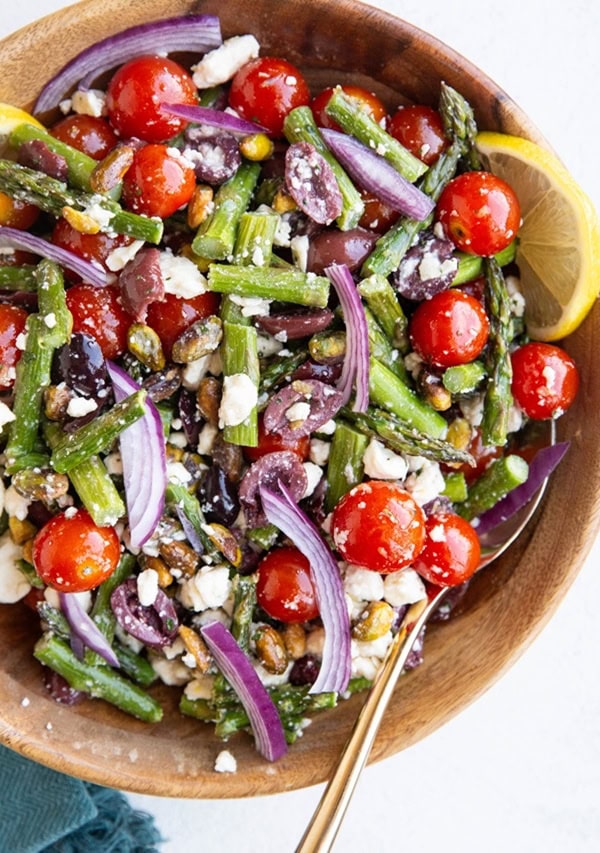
0 745 161 853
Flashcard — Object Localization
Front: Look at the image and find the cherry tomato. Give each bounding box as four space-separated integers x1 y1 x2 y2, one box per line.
311 85 388 132
243 413 310 463
0 304 28 390
50 115 118 160
436 171 521 256
357 186 400 233
412 511 481 587
0 191 39 230
146 291 220 359
122 144 196 219
52 217 131 275
331 481 425 573
66 283 131 359
387 105 448 165
33 509 121 592
256 545 319 623
409 289 490 368
511 342 579 420
228 56 310 137
106 55 197 143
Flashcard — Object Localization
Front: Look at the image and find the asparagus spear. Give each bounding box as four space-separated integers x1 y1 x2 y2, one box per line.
368 357 448 438
357 274 409 351
208 264 330 308
232 210 278 266
442 471 469 503
84 553 137 667
481 258 514 446
0 265 37 290
283 106 364 230
192 162 260 259
457 454 529 521
325 88 427 182
442 361 487 395
258 349 308 402
221 320 260 446
0 159 162 243
325 421 368 512
34 633 162 723
452 241 517 286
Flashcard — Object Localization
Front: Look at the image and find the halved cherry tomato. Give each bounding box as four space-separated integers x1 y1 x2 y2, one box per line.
511 342 579 420
33 508 121 592
331 481 426 573
357 186 400 233
452 428 503 485
409 289 490 368
436 171 521 256
146 291 220 359
243 413 310 463
66 283 131 359
0 304 28 390
256 545 319 623
106 55 197 143
122 144 196 219
0 191 39 230
50 115 118 160
52 217 132 275
387 105 448 165
228 56 310 137
413 511 481 587
311 85 388 132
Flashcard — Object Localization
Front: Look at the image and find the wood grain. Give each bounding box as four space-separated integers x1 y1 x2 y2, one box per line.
1 0 599 799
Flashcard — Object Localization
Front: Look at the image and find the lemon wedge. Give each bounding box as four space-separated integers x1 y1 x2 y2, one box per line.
0 102 43 155
476 131 600 341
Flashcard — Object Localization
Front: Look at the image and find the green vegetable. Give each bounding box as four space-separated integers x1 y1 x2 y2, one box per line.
208 263 330 308
368 358 448 438
481 258 514 446
192 162 261 259
457 454 529 521
221 321 260 447
325 422 368 512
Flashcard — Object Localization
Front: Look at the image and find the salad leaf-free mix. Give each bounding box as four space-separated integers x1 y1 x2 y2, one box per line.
0 14 582 762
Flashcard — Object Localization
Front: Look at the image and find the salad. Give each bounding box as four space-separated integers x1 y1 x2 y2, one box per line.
0 13 585 763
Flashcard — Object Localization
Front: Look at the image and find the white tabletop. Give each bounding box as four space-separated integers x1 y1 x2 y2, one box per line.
3 2 600 851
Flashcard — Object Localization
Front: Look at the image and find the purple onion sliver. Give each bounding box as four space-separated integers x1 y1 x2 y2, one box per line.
325 263 370 412
175 504 205 554
34 15 222 113
59 591 120 667
0 226 110 287
161 102 269 136
260 482 351 695
70 633 85 661
200 621 288 762
107 362 166 548
321 128 435 221
474 442 570 537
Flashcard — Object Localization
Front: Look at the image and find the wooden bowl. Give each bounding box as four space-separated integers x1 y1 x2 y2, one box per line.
1 0 599 798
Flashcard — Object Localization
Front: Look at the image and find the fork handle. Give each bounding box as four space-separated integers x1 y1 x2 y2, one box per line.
296 592 444 853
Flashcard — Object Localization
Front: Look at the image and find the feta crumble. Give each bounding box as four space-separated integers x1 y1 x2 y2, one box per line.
66 395 98 418
192 35 260 88
159 251 207 299
218 373 258 429
362 438 408 481
214 749 238 773
136 568 159 607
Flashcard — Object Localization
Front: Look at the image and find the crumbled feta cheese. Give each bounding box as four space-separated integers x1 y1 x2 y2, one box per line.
362 438 408 481
168 430 188 449
184 674 215 701
505 274 525 318
66 395 98 418
182 354 212 391
43 587 60 609
460 393 485 427
105 239 145 272
192 34 260 87
0 532 28 603
253 660 293 687
318 419 337 435
71 88 107 117
229 294 271 317
214 749 237 773
273 214 292 248
344 563 385 602
418 252 458 282
167 461 193 485
404 459 445 506
4 485 30 521
159 251 207 298
351 655 380 680
15 331 27 351
137 568 159 607
383 568 427 607
104 452 123 476
257 333 284 357
290 234 310 272
163 638 185 660
0 400 16 431
43 313 57 329
507 403 523 434
114 623 144 654
178 565 232 612
404 351 423 380
352 632 393 660
149 654 191 686
197 422 219 455
302 461 323 498
218 373 258 429
82 199 114 230
309 438 330 466
285 401 311 423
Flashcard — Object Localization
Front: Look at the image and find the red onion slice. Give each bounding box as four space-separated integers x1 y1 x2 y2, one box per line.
0 226 110 287
34 15 222 113
321 128 435 221
475 442 570 537
160 103 268 136
107 362 166 548
325 263 370 412
200 620 288 762
259 482 351 695
59 591 120 668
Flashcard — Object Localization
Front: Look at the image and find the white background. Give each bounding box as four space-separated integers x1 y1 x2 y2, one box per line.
2 2 600 851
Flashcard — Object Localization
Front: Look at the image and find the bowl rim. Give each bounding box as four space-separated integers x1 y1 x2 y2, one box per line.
1 0 600 799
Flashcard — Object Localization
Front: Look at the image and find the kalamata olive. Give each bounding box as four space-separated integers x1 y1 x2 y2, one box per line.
263 379 343 440
291 359 343 385
306 227 378 275
211 435 244 484
430 580 471 622
404 625 426 670
43 669 85 705
183 128 241 185
178 388 201 446
289 653 321 686
51 332 109 402
119 247 164 322
255 308 334 340
285 141 342 225
110 578 179 649
142 365 182 402
18 139 68 181
197 464 240 527
393 232 458 300
239 450 308 528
